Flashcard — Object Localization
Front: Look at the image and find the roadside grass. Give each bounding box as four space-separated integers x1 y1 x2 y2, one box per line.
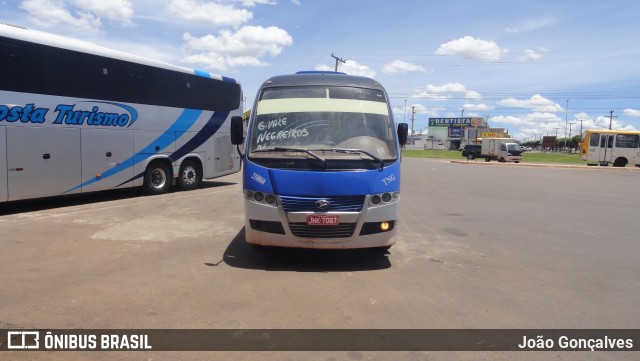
402 149 585 164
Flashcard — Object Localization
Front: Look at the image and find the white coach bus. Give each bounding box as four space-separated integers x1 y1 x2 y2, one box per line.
0 23 243 202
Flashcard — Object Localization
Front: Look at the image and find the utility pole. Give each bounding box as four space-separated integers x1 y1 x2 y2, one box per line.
568 122 575 152
331 53 346 72
608 110 617 130
578 118 584 141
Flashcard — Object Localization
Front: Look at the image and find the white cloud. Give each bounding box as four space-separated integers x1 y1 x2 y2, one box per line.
519 47 548 62
391 104 441 123
20 0 101 32
168 0 253 27
498 94 563 112
232 0 277 6
591 115 638 131
412 83 481 101
181 26 293 71
315 60 376 78
520 49 541 61
491 112 565 140
20 0 135 30
490 115 526 125
435 36 508 62
465 90 482 100
505 17 555 34
623 109 640 117
381 60 426 74
73 0 134 27
463 103 493 111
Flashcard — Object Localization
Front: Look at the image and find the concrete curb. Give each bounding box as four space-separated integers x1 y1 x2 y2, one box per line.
449 159 640 171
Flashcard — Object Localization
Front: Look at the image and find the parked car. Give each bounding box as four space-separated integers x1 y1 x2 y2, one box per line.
461 145 482 160
521 146 532 151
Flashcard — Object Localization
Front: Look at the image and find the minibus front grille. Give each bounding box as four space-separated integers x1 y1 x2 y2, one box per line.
280 196 365 212
288 223 356 238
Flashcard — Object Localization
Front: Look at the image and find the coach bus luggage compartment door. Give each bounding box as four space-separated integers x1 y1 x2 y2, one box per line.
81 129 134 192
0 126 6 202
7 127 81 201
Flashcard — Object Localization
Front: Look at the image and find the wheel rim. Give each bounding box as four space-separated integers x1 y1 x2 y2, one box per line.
151 168 167 189
181 166 197 186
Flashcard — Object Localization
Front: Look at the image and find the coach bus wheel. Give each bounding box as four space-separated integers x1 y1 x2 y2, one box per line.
177 159 202 191
467 154 476 160
144 161 172 195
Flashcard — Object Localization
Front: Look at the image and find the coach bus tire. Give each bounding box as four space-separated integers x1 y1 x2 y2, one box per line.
177 159 202 191
144 161 172 195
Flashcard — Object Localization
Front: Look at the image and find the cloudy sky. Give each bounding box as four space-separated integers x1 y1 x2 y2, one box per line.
3 0 640 140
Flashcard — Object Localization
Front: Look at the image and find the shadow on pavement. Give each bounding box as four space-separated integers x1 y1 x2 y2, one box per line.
218 227 392 272
0 180 237 216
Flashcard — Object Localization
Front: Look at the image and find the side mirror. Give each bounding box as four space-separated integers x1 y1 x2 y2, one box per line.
230 116 244 145
397 123 408 146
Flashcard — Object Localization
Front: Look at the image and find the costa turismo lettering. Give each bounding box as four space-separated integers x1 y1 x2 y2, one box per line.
0 101 138 127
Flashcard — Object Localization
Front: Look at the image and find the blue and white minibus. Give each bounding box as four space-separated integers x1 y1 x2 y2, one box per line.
231 72 408 249
0 24 243 202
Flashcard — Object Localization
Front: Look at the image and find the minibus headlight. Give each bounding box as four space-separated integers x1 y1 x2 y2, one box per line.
371 195 381 205
253 192 265 202
265 194 276 204
244 190 253 199
382 193 392 202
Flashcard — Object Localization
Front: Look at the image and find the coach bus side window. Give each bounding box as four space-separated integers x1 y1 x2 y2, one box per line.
0 43 18 89
589 133 600 147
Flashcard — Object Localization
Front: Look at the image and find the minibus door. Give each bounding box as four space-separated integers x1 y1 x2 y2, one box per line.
599 134 614 165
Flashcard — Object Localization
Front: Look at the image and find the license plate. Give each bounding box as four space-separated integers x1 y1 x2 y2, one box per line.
306 214 339 226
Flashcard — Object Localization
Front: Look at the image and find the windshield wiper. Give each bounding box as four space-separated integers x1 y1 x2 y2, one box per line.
253 147 327 169
315 148 385 169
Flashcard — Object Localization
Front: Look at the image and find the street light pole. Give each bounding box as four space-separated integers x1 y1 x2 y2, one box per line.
410 105 415 136
564 99 569 151
404 100 407 123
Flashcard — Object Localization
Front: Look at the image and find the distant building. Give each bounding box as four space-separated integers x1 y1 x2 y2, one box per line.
404 135 446 150
426 117 483 149
424 117 508 149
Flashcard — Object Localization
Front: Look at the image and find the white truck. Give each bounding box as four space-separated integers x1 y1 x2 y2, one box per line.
480 138 523 163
